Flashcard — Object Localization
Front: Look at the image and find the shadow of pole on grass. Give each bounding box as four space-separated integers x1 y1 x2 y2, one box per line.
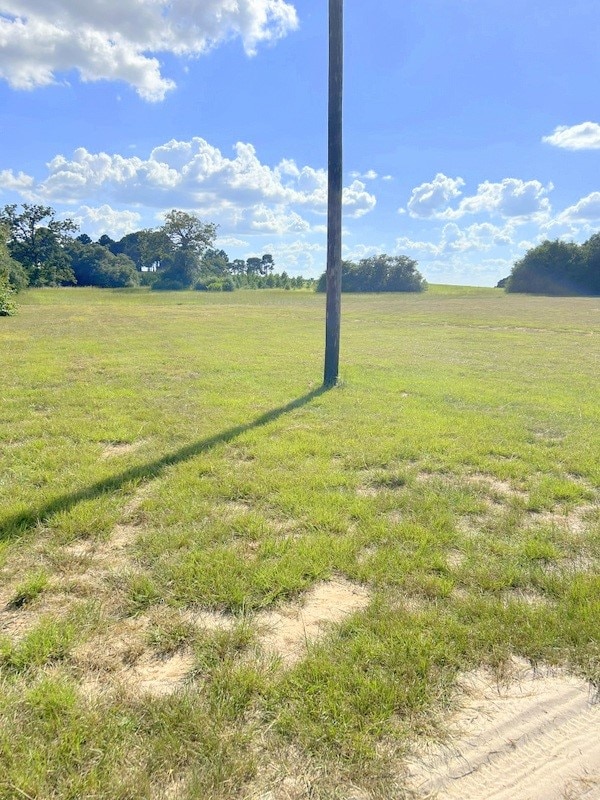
1 385 330 540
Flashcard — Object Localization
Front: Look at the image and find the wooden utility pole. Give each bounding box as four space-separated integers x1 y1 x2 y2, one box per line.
323 0 343 387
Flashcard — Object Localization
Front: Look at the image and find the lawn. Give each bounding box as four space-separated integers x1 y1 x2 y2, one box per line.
0 285 599 799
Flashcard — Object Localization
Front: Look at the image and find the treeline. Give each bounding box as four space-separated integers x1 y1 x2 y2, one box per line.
500 234 600 295
317 255 427 293
0 204 314 294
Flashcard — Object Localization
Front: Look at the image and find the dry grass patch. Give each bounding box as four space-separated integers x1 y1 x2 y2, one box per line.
527 502 598 536
101 439 147 459
0 591 81 643
125 650 196 697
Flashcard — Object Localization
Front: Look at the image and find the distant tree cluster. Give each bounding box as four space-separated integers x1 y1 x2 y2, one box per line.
317 254 427 293
502 235 600 295
0 204 314 294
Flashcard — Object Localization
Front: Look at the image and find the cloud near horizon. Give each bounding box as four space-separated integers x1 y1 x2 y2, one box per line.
404 174 552 221
0 136 376 237
0 0 299 101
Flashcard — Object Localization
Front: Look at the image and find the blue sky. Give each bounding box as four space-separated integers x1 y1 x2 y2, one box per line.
1 0 599 285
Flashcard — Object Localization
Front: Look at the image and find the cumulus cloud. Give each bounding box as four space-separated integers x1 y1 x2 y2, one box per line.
405 173 465 218
0 0 298 101
342 242 386 261
23 137 376 221
65 204 142 239
2 137 376 240
396 222 516 256
557 192 600 222
0 168 35 194
342 180 377 218
250 206 311 234
542 122 600 150
257 239 326 276
405 174 552 221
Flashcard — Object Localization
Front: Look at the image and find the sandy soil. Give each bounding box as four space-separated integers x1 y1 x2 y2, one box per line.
257 577 371 665
406 658 600 800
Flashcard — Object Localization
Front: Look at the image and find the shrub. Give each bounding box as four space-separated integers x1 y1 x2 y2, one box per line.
152 275 188 291
317 254 427 293
506 235 600 295
0 274 17 316
139 270 160 287
195 277 235 292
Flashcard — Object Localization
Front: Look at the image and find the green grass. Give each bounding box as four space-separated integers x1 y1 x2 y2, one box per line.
0 285 599 798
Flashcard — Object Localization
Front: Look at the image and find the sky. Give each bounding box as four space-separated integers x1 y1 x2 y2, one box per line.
1 0 599 286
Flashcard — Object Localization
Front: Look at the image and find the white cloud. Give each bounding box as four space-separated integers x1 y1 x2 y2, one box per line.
250 205 311 234
350 169 378 181
542 122 600 151
342 180 377 218
0 168 35 193
343 242 386 261
216 236 249 249
256 239 326 277
0 0 298 101
454 179 552 219
396 221 516 256
558 192 600 221
405 174 552 221
65 204 142 239
2 137 376 243
405 173 465 218
416 254 514 287
16 138 375 222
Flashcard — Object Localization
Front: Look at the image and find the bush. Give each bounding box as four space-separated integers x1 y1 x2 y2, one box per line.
0 275 17 316
195 277 235 292
139 270 160 287
506 236 600 295
317 254 427 293
67 241 140 288
152 275 188 291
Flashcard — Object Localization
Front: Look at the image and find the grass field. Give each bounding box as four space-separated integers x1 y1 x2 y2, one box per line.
1 285 599 799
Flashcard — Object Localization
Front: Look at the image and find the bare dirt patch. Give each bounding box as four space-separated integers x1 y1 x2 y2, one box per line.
125 650 196 696
101 440 146 459
528 503 598 536
405 658 600 800
0 592 78 643
464 473 527 499
257 578 371 665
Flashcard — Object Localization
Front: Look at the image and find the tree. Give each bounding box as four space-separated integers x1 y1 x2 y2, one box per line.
65 240 139 288
246 256 263 276
98 234 117 250
506 240 588 295
317 254 427 293
260 253 275 275
231 259 246 276
0 274 17 316
0 226 21 314
0 204 78 286
201 248 230 277
154 210 217 289
0 224 28 291
581 233 600 295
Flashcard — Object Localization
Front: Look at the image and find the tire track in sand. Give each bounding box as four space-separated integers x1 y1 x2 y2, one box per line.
407 660 600 800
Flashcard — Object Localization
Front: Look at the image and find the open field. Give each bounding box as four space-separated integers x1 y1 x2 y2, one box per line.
1 285 599 799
